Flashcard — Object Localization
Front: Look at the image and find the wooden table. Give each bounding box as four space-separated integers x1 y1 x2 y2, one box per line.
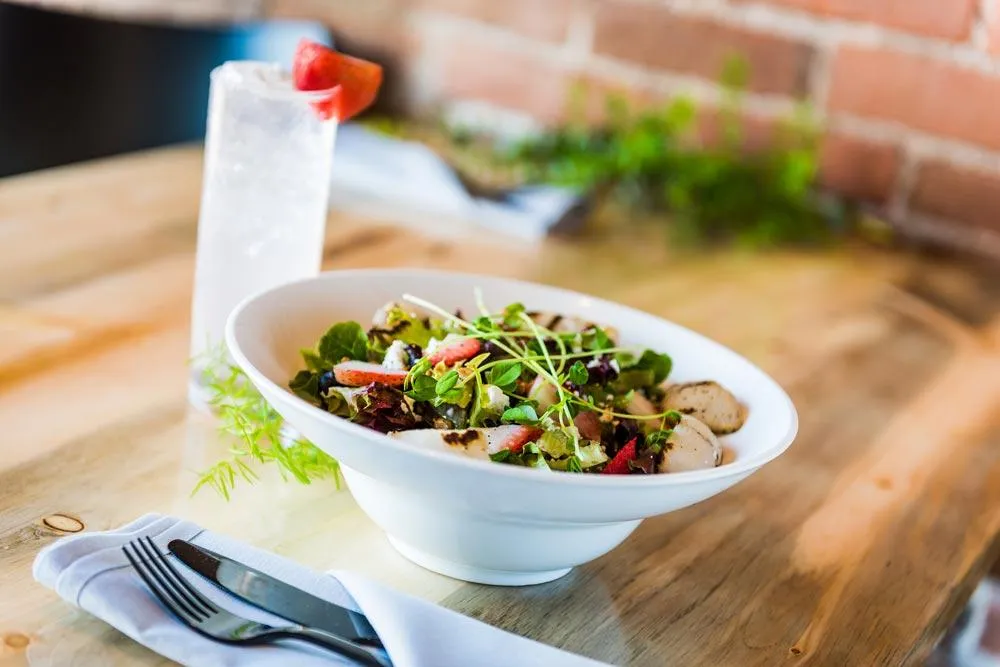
2 146 1000 666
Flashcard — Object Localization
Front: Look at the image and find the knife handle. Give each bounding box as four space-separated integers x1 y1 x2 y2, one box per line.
274 625 393 667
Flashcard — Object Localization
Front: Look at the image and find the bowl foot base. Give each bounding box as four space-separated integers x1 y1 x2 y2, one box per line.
387 536 572 586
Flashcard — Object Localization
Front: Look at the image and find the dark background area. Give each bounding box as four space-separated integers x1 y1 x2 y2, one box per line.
0 2 330 178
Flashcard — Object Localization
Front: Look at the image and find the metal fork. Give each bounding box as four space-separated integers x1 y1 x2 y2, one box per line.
122 537 392 666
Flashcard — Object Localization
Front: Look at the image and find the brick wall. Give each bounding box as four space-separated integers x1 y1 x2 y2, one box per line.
268 0 1000 257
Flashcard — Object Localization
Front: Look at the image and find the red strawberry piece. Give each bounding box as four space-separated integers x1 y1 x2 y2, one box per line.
333 361 408 388
427 338 483 366
292 39 383 121
484 425 544 454
603 437 637 475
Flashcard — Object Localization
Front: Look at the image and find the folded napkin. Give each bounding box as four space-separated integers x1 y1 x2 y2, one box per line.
33 514 608 667
329 124 589 241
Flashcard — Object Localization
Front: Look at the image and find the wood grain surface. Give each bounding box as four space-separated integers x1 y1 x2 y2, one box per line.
1 146 1000 666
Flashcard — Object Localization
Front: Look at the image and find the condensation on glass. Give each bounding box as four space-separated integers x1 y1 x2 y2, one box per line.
188 61 337 407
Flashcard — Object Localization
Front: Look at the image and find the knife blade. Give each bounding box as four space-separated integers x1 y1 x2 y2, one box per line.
167 539 383 647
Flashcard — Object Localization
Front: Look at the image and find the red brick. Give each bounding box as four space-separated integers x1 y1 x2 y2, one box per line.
593 2 814 96
437 35 572 123
818 134 900 203
575 77 667 126
268 0 414 61
911 161 1000 232
828 47 1000 152
741 0 975 42
573 81 781 151
413 0 575 43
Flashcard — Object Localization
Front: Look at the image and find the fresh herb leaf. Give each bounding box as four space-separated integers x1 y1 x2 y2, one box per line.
568 360 589 385
289 370 320 404
577 442 609 468
382 305 433 347
435 370 459 396
468 380 485 427
487 361 523 389
318 322 368 364
613 368 656 391
193 343 341 499
502 55 844 248
645 429 673 453
324 387 353 417
434 382 473 408
537 430 573 458
490 449 512 463
474 315 497 332
520 442 551 469
300 350 327 372
614 351 636 367
406 373 438 401
501 404 540 425
465 353 491 370
582 326 613 351
634 349 672 384
502 302 526 328
406 357 432 387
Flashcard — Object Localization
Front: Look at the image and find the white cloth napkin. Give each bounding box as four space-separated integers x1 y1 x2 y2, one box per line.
329 124 588 241
33 514 608 667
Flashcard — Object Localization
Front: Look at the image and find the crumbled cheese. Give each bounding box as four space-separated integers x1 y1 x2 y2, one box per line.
425 337 443 357
382 339 410 371
372 301 399 327
483 384 510 414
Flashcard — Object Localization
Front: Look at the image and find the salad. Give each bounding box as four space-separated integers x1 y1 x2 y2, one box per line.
289 293 747 475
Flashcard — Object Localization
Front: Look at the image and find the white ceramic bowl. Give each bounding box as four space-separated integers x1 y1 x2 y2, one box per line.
226 269 798 586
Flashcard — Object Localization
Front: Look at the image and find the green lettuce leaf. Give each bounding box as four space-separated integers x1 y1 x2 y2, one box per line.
317 322 368 364
382 305 433 347
577 442 609 468
289 370 320 405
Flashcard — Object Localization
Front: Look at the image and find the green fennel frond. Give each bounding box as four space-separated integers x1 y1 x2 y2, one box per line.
192 345 341 500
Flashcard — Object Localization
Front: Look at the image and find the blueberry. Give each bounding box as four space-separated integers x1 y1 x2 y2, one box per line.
403 343 423 367
318 370 336 395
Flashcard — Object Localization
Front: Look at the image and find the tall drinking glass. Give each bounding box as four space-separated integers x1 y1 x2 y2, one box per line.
188 61 337 407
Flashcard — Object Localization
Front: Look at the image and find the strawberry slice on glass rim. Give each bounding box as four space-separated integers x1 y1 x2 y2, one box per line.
292 39 383 121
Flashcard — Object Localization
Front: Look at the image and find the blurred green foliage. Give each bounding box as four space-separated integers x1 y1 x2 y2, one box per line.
507 57 853 247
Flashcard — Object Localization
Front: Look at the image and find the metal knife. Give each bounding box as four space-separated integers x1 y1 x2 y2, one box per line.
167 539 386 650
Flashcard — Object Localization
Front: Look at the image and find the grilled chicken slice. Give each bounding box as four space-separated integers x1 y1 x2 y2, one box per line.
661 381 747 435
625 391 658 418
389 425 543 460
658 415 722 473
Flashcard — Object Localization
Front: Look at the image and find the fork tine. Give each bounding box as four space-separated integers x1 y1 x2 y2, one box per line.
142 536 219 614
134 537 214 619
123 542 203 623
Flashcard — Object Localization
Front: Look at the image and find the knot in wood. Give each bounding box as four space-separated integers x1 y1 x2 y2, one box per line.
42 514 84 533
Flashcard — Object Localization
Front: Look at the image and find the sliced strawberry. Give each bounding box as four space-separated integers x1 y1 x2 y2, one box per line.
483 424 543 454
427 338 483 367
333 361 407 387
292 39 383 121
388 425 542 458
603 437 637 475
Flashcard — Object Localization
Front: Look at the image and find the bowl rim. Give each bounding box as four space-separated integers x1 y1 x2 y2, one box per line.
226 267 799 489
